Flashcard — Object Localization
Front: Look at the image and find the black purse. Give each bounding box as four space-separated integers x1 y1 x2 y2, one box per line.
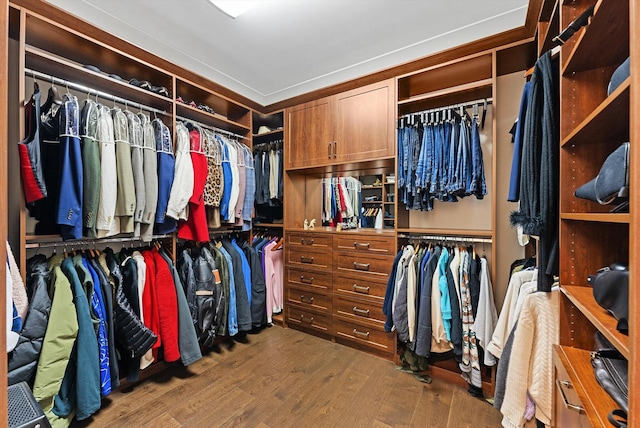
591 332 628 427
588 262 629 334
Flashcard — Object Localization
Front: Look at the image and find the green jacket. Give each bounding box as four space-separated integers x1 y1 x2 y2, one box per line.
32 254 79 427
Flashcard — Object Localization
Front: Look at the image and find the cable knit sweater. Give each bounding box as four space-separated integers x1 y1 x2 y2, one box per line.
500 291 559 428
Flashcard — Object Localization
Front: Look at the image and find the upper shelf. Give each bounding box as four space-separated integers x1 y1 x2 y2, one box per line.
562 0 629 75
561 77 629 147
561 285 629 359
175 102 250 135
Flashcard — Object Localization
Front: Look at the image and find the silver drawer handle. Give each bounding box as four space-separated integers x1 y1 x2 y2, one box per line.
301 256 314 264
300 295 314 304
353 262 370 271
300 314 314 324
353 284 370 294
352 306 370 317
301 238 314 245
556 380 584 413
353 328 370 339
354 242 370 249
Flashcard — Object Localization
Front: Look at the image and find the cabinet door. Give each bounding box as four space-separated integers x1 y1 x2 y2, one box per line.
285 97 334 169
335 79 395 163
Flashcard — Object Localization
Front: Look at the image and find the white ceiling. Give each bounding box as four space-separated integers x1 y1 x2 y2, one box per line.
45 0 529 106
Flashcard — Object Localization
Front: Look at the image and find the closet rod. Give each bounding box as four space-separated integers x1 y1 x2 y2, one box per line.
25 68 170 118
399 97 493 120
24 234 172 250
176 115 249 141
397 233 492 244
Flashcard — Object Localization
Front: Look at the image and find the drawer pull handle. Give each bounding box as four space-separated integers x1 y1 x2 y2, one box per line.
352 306 370 317
556 380 584 414
328 142 332 159
301 295 314 304
301 238 314 245
354 242 370 249
300 314 314 324
353 328 370 339
353 284 370 294
301 256 314 264
300 275 314 284
354 262 370 271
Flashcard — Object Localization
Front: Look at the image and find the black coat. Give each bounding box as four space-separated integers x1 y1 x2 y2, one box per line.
8 254 52 385
241 241 267 328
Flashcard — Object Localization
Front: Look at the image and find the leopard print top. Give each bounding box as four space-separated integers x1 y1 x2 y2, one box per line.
203 129 223 207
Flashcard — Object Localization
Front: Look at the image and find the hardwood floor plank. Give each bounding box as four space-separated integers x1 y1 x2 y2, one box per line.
71 326 504 427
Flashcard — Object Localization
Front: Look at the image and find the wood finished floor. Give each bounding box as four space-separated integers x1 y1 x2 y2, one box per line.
73 326 503 427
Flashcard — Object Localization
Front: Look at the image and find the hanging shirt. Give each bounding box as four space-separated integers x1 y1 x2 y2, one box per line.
139 113 158 242
153 119 176 235
126 110 145 236
166 122 194 221
112 107 135 233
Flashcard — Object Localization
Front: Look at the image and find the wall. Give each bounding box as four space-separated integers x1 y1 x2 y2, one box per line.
493 70 527 310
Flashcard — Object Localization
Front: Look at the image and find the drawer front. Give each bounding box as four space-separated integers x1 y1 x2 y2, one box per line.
287 285 332 312
286 232 332 249
333 272 387 300
333 315 394 354
553 349 590 428
333 252 393 278
287 304 332 336
333 235 395 255
286 247 332 270
333 294 384 324
286 267 332 292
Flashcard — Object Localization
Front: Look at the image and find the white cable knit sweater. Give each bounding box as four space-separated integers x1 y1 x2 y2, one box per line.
500 291 559 428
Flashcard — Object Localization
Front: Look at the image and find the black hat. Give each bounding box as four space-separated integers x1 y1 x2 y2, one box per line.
574 142 629 204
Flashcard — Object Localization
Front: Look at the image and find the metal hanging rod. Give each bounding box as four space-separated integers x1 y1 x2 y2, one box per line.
25 68 170 118
176 115 249 141
400 97 493 121
24 234 172 250
397 233 493 244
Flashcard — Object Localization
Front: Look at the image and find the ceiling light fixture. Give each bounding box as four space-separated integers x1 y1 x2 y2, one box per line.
209 1 256 19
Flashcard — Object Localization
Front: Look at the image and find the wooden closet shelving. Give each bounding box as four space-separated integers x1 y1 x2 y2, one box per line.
538 0 560 55
562 0 629 75
560 77 629 148
553 0 634 425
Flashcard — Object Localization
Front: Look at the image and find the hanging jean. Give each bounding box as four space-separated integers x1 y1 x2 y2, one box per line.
469 116 487 199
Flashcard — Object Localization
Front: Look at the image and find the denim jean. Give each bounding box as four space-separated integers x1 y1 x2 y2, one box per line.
468 116 487 198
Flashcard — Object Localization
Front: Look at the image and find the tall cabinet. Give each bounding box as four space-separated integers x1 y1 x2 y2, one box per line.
552 0 637 426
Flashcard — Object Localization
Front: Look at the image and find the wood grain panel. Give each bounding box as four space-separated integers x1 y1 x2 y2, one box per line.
286 231 332 249
333 293 385 325
287 285 332 312
285 246 332 270
333 234 395 254
333 315 395 355
287 304 332 337
1 0 9 416
286 266 332 292
333 251 394 278
333 272 388 301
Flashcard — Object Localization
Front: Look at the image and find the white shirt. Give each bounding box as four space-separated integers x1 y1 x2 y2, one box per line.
166 123 194 221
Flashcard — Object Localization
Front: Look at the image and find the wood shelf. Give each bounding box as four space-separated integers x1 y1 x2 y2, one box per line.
560 212 630 224
554 345 619 428
396 228 493 238
539 1 560 55
562 0 630 75
561 285 629 359
397 78 493 107
25 46 173 112
176 102 250 135
253 129 283 139
561 78 630 147
253 223 284 228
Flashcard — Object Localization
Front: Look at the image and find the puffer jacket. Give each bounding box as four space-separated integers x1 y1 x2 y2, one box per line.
105 249 157 360
8 254 52 385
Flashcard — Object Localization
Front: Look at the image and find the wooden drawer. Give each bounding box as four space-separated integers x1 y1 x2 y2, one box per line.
553 348 591 428
286 232 332 249
333 315 394 354
287 285 332 312
333 294 384 324
333 251 393 278
286 267 332 292
333 234 395 255
287 304 332 336
333 272 387 301
286 246 332 270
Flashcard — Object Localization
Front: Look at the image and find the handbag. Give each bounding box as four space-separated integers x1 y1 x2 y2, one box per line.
588 262 628 334
591 333 628 427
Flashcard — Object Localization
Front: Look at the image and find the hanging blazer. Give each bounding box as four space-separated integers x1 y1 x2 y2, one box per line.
81 99 100 235
95 105 118 237
140 113 158 241
113 107 136 233
241 241 267 328
127 111 146 229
